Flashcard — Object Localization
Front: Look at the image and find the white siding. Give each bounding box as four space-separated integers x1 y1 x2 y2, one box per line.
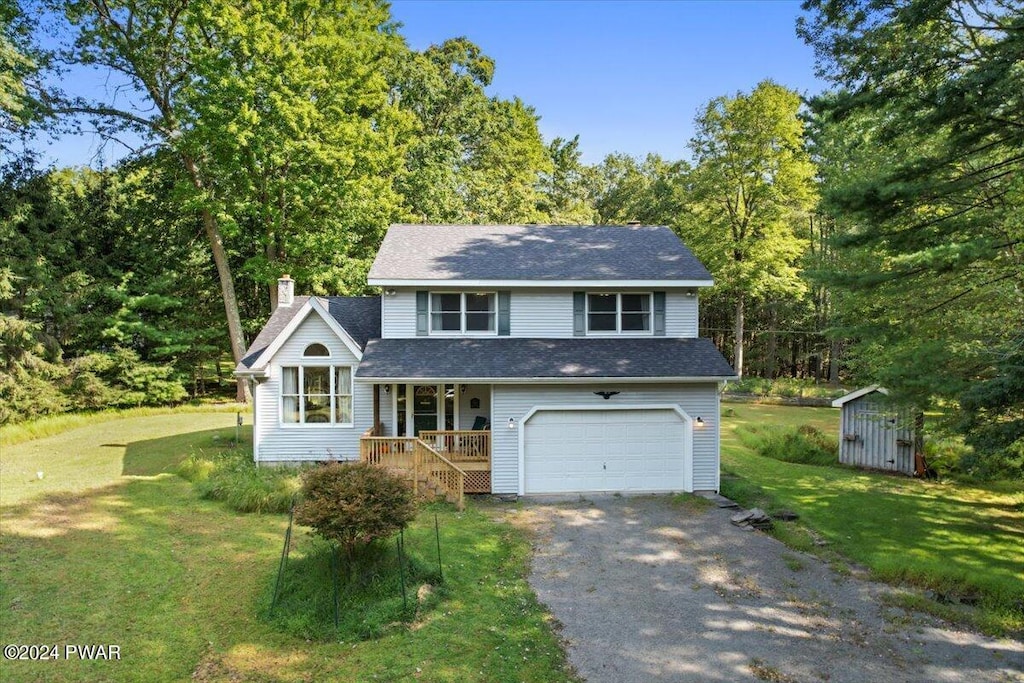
254 313 373 462
383 287 700 339
381 290 417 338
490 383 720 494
509 289 574 337
665 292 698 338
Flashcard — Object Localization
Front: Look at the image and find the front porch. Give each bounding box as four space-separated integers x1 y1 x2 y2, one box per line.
363 383 492 498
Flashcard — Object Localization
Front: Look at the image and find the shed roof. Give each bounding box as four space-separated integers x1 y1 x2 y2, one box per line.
831 385 889 408
367 224 714 284
356 337 736 381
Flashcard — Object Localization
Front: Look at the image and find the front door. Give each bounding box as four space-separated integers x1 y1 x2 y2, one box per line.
412 385 438 436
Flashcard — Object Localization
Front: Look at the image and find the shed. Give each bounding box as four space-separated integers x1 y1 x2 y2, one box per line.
831 386 920 475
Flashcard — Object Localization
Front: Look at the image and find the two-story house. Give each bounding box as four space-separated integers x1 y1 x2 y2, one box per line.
235 224 736 497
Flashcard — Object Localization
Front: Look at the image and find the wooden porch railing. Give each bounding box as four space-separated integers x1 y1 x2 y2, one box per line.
359 436 465 509
419 430 490 461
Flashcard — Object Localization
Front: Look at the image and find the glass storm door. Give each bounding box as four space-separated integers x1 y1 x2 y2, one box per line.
412 385 438 436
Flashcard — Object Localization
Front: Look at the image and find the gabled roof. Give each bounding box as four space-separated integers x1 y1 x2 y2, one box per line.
831 385 888 408
367 224 714 286
355 337 736 382
235 296 381 373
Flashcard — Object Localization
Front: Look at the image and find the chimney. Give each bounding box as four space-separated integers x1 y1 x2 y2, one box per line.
277 275 294 308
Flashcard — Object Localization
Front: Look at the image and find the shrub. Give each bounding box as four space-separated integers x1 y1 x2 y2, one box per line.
67 348 187 409
295 462 417 554
738 424 838 466
178 445 302 513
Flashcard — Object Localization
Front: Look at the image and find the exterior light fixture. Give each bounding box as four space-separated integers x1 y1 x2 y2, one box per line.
384 288 397 296
593 391 620 400
695 416 705 427
508 417 516 429
383 384 391 395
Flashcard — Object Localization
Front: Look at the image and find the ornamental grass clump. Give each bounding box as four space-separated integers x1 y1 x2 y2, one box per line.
294 462 417 556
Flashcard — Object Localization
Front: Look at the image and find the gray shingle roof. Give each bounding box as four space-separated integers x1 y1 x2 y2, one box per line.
356 337 735 380
236 296 381 370
367 224 713 282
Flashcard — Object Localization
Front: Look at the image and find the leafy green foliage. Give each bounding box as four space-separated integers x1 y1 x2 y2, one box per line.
392 37 551 225
737 423 838 466
801 0 1024 471
683 80 817 377
0 312 68 423
725 377 848 400
295 462 417 553
265 534 442 641
66 348 187 409
0 0 43 146
536 135 599 224
179 446 302 514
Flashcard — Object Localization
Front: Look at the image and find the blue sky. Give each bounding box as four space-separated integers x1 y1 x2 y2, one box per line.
390 0 826 163
32 0 826 167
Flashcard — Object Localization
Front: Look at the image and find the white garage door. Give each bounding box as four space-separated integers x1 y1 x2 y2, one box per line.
523 409 687 494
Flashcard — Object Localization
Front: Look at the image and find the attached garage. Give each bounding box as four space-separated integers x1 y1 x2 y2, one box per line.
521 407 692 494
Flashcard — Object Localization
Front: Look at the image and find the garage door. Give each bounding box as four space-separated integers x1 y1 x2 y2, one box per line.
523 409 687 494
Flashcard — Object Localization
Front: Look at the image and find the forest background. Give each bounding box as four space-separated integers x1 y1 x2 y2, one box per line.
1 0 1020 477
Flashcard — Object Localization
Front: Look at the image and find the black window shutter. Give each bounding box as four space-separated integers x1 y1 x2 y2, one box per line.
573 291 586 336
497 291 511 336
416 291 428 336
653 292 666 336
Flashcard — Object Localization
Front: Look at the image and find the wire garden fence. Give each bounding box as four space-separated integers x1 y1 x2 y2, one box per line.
268 499 447 640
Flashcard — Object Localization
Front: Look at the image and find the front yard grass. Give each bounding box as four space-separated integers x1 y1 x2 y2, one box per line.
0 411 575 682
720 402 1024 636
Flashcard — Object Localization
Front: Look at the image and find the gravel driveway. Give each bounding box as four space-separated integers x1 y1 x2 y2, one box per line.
514 495 1022 683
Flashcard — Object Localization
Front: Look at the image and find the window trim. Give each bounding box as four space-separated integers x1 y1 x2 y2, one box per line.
428 291 498 336
585 292 654 335
302 342 332 358
279 363 354 427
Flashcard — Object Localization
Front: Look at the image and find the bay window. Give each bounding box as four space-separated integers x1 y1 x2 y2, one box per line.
281 365 353 425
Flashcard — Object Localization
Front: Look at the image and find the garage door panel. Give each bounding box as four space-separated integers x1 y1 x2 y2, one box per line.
524 409 687 494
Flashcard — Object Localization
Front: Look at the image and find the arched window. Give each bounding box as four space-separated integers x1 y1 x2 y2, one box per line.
303 343 330 357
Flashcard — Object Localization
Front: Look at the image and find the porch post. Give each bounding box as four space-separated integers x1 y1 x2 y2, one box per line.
372 384 380 434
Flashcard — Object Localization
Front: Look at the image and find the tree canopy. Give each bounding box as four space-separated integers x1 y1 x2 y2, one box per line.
801 0 1023 475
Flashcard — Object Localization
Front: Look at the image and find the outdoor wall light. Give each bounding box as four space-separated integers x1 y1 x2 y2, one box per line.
383 384 391 395
593 391 620 400
383 288 397 296
695 416 705 427
508 417 516 429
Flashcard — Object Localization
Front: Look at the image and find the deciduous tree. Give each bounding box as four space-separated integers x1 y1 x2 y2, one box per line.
684 80 816 377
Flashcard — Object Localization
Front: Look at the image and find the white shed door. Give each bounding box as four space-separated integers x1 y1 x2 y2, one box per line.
523 409 686 494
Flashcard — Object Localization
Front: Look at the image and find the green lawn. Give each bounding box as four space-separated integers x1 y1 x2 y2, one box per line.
0 411 574 682
720 402 1024 635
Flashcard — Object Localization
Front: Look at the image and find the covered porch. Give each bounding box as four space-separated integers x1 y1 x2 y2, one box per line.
364 382 492 494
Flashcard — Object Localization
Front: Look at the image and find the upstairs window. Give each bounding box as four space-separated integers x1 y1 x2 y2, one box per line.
587 293 652 333
430 292 496 333
281 365 353 425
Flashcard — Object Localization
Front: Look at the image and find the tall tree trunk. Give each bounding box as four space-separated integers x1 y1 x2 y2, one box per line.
765 304 778 378
829 338 842 385
181 153 250 402
734 293 745 378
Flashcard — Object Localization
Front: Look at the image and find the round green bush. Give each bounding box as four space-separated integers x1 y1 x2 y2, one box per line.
295 462 417 553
